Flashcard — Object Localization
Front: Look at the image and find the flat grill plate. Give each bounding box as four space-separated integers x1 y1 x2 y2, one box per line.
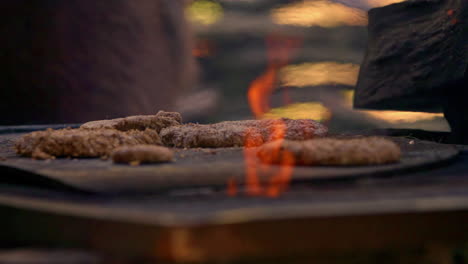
0 132 459 194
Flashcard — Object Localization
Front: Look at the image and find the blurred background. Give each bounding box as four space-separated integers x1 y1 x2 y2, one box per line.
179 0 450 134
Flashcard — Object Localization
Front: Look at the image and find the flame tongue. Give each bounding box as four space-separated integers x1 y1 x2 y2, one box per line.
244 128 265 196
248 34 302 119
228 34 302 198
264 120 295 197
242 120 295 197
247 66 277 118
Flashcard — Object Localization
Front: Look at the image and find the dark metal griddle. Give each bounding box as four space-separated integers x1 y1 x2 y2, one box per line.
1 125 467 263
0 128 459 194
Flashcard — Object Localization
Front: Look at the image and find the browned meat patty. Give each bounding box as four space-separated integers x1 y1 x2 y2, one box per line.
257 137 401 166
112 145 174 165
160 118 328 148
15 128 161 160
80 111 182 133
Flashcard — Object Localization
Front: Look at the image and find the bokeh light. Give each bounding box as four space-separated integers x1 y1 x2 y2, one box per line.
280 62 360 87
343 91 444 123
271 0 367 28
263 102 332 121
186 0 224 26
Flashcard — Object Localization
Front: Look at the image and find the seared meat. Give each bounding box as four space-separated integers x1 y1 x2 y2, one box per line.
257 137 401 166
15 128 161 159
80 111 182 133
160 118 328 148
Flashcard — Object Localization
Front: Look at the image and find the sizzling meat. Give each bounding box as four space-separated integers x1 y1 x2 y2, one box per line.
15 128 161 159
80 111 182 133
257 137 401 166
160 118 328 148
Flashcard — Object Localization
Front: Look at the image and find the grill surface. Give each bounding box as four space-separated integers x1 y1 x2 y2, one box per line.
0 125 467 262
0 130 458 194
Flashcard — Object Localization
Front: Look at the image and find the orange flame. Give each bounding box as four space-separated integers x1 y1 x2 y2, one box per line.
248 34 302 119
227 34 301 197
247 66 277 118
243 121 295 197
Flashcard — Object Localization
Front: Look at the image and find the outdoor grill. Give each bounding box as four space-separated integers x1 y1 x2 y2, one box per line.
0 124 467 263
0 0 467 263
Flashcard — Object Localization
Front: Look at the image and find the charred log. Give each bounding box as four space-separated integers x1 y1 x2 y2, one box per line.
354 0 468 112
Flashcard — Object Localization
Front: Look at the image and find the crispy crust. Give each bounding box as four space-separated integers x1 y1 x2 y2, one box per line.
15 128 162 159
112 145 174 165
257 137 401 166
80 111 182 132
160 118 328 148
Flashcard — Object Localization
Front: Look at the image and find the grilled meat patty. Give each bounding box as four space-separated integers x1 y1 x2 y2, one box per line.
15 128 161 159
160 118 328 148
257 137 401 166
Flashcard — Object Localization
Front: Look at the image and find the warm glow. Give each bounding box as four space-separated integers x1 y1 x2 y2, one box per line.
343 91 444 123
247 67 278 118
247 35 302 119
263 102 332 122
271 0 368 28
364 111 444 123
229 35 304 198
243 121 294 197
186 0 223 26
280 62 360 87
366 0 406 8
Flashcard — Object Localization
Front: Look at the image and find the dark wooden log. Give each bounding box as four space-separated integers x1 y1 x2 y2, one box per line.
354 0 468 112
0 0 196 125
